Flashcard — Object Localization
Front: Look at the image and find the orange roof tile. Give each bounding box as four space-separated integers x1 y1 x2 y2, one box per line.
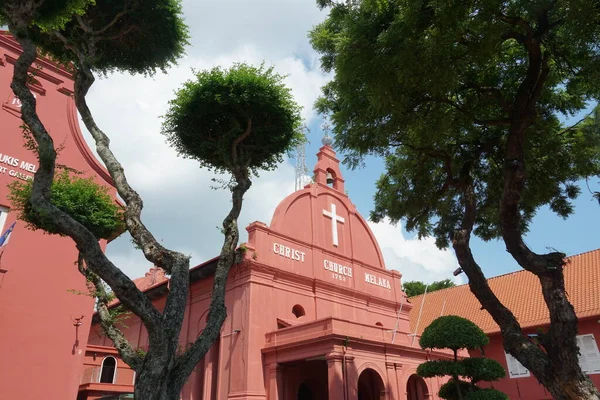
408 248 600 335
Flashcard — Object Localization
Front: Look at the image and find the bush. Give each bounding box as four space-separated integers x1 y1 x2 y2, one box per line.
8 170 123 239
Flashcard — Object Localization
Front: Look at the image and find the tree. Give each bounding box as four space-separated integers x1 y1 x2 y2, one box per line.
417 316 507 400
403 279 456 297
310 1 600 398
1 2 302 399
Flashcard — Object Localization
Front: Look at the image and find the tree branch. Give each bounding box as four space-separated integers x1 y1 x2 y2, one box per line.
232 118 252 163
7 25 161 333
77 253 143 371
497 12 534 37
451 183 550 385
72 59 191 358
93 5 130 36
170 174 252 388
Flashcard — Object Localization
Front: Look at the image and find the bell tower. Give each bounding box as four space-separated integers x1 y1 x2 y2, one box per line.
312 127 345 194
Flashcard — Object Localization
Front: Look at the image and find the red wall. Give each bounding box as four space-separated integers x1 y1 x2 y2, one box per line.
469 318 600 399
0 34 117 400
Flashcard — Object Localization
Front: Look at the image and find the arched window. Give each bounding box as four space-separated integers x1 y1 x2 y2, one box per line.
375 322 383 327
99 356 117 384
292 304 306 318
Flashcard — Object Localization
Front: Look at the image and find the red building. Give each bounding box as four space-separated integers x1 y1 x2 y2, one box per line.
78 140 461 400
408 249 600 399
0 33 119 400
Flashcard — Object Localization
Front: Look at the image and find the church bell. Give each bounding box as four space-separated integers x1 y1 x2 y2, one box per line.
326 171 334 185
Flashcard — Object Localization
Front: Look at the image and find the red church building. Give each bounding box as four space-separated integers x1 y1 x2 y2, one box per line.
79 140 459 400
0 33 119 400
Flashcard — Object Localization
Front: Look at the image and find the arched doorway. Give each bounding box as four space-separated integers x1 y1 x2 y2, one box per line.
357 368 384 400
406 374 429 400
297 381 314 400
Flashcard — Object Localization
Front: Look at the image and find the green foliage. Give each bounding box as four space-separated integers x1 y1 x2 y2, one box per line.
466 389 509 400
403 279 455 297
162 63 303 176
420 316 489 351
418 357 505 382
0 0 92 32
418 360 465 378
310 0 600 248
418 316 506 399
439 379 474 400
30 0 188 75
462 357 506 383
136 348 147 359
7 169 123 239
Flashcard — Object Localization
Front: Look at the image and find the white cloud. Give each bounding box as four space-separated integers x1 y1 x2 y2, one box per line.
78 0 457 285
368 218 464 285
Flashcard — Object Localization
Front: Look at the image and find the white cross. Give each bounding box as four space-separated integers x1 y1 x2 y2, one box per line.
323 203 345 247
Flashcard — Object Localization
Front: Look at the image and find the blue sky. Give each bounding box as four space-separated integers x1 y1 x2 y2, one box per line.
76 0 600 284
299 110 600 280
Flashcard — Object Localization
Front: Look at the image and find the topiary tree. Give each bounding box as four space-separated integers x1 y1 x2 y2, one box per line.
417 316 507 400
1 1 301 399
159 62 302 393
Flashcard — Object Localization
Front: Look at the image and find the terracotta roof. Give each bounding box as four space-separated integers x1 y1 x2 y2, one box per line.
408 248 600 335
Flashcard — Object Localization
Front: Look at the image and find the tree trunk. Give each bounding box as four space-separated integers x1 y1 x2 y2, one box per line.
134 364 182 400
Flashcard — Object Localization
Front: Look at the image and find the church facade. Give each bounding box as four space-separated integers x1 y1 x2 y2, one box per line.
80 142 457 400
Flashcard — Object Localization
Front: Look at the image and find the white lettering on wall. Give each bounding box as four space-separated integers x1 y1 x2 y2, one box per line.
0 152 37 181
11 92 36 108
323 259 353 282
273 243 306 262
364 273 392 290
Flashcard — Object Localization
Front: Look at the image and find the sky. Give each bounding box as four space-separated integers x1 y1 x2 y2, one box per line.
77 0 600 287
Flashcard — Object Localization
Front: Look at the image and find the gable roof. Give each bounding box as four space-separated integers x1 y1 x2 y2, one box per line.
408 248 600 335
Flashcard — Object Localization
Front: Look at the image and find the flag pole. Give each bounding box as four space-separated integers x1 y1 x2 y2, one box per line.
411 284 428 346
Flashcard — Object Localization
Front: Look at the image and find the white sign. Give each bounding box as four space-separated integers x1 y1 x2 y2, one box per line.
0 152 36 181
273 242 306 262
323 203 345 247
364 273 392 289
324 259 353 282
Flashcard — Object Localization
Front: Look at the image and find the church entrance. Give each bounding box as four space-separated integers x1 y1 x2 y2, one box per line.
357 368 384 400
297 380 317 400
282 359 328 400
406 374 429 400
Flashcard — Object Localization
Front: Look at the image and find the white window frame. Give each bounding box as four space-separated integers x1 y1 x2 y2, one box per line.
99 356 117 384
505 351 530 378
0 206 8 233
577 334 600 375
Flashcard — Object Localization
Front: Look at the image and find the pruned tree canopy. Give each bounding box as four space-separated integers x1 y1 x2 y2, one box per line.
419 316 506 399
161 63 303 175
30 0 189 75
420 315 489 351
7 170 123 239
0 0 92 32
